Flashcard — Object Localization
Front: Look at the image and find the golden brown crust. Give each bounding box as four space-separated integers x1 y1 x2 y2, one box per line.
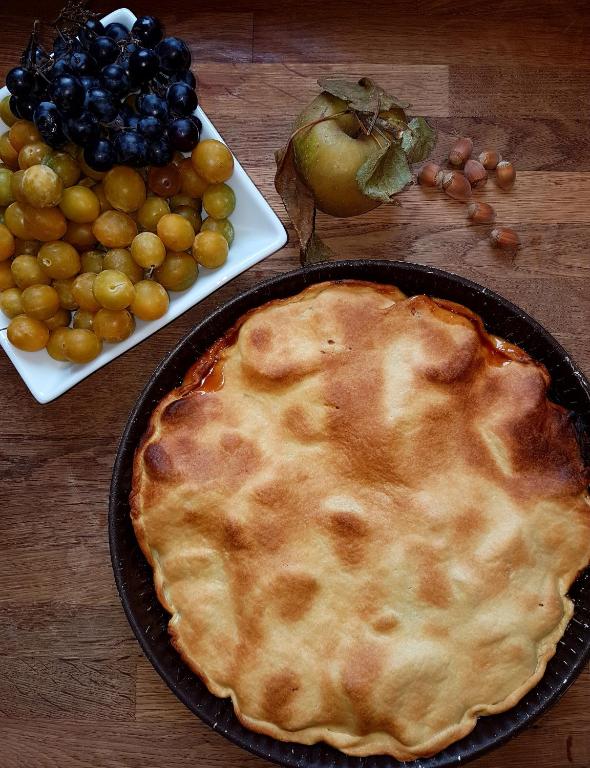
130 280 590 760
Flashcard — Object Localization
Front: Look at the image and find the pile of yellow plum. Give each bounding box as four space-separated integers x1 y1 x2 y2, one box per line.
0 108 235 364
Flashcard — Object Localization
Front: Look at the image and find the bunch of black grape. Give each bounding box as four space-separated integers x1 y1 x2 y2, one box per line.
5 15 201 171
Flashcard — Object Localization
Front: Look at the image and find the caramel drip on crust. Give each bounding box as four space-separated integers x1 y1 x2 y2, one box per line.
131 279 590 761
199 359 225 392
183 286 548 400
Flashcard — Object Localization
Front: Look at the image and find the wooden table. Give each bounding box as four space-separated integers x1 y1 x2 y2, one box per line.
1 1 589 766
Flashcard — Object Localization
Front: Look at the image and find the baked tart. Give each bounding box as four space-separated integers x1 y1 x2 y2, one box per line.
131 280 590 760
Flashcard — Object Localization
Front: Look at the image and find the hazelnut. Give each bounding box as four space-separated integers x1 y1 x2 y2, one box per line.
478 150 502 170
464 159 488 188
436 170 472 202
448 137 473 167
495 160 516 190
491 227 520 249
418 161 441 187
467 201 496 224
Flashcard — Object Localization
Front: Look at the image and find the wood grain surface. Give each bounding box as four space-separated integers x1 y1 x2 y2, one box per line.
1 2 589 767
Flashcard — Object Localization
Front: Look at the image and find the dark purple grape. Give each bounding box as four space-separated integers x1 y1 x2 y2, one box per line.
156 37 191 73
113 130 149 167
29 43 50 67
117 103 133 120
68 39 84 56
148 137 173 166
101 64 131 97
65 111 100 144
117 56 130 73
50 75 85 116
167 116 200 151
120 105 140 130
125 114 140 130
138 115 164 140
137 93 168 120
131 15 163 47
32 74 49 101
84 137 115 171
79 18 105 48
89 36 119 67
52 35 71 58
86 87 118 123
69 51 97 77
128 48 159 84
12 97 37 121
6 67 34 97
166 81 198 116
79 75 101 92
116 42 137 71
104 22 130 42
171 70 197 89
49 57 72 80
33 102 67 147
8 96 22 119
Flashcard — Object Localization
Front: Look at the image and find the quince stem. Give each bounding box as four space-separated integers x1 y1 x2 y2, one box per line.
287 109 351 146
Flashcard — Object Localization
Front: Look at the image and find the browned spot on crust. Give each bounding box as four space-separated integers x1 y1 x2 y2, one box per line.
324 364 397 485
273 570 319 622
162 392 223 426
181 500 222 533
418 573 451 609
260 670 300 720
372 613 399 633
252 479 286 508
282 404 317 441
508 402 587 495
143 442 174 480
220 431 244 451
329 286 394 355
503 533 534 570
340 641 394 736
414 547 452 609
255 521 286 553
342 642 384 704
504 639 530 663
326 510 370 567
423 622 450 639
248 476 311 553
330 510 369 538
249 324 272 352
453 508 487 541
218 431 261 479
357 579 392 623
162 396 194 422
182 509 201 526
419 327 480 384
223 516 254 551
474 532 535 601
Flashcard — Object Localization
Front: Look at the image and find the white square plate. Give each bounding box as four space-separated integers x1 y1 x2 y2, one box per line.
0 7 286 403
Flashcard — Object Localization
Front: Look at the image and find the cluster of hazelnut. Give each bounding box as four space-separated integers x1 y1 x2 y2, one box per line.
418 137 519 251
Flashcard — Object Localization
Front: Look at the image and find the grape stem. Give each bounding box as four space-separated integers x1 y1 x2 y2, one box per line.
52 0 97 36
22 19 43 69
36 69 52 85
